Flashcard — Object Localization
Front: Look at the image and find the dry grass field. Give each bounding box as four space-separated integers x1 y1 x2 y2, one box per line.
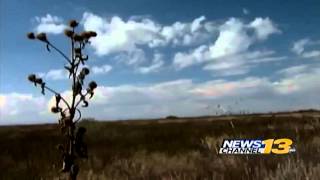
0 110 320 180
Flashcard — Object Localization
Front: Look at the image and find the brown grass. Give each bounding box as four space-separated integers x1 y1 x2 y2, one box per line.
0 111 319 179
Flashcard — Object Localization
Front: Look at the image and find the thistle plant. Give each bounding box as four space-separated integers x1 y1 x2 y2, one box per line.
27 20 97 180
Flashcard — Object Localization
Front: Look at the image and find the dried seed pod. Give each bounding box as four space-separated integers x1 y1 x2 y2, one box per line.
73 34 83 42
80 31 91 40
28 74 37 82
88 81 97 90
51 107 60 113
81 67 90 75
36 33 48 42
35 78 43 84
88 31 97 37
69 20 79 28
27 32 35 40
79 72 85 79
64 29 74 38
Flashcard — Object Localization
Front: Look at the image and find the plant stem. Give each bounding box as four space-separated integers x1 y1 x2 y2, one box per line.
47 42 72 64
69 27 76 167
44 86 71 110
70 29 77 121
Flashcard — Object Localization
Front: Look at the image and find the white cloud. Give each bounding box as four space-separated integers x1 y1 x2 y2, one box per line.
74 69 320 119
292 38 310 55
81 12 216 58
38 68 68 80
242 8 250 15
156 17 215 47
0 93 50 124
34 14 66 34
277 64 308 77
173 45 209 69
192 77 271 99
137 53 164 74
301 50 320 59
292 38 320 59
208 17 279 59
14 13 320 124
33 13 281 76
37 64 113 81
191 16 206 33
114 49 147 66
81 12 156 67
273 67 320 95
82 12 161 56
249 56 287 63
203 50 285 76
3 67 320 124
249 17 280 40
173 17 282 75
209 18 252 59
91 64 112 74
277 63 320 78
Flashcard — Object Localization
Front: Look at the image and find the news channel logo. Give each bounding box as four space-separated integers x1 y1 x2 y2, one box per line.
218 138 296 155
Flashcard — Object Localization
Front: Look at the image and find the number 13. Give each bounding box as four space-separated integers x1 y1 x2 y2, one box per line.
262 138 292 154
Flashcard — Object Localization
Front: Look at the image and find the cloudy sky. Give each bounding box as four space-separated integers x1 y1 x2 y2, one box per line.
0 0 320 125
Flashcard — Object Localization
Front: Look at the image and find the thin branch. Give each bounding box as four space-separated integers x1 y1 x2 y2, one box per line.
47 42 72 64
44 86 71 110
73 108 82 124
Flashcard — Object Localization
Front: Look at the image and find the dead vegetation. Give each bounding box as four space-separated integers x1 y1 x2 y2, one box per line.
0 111 319 179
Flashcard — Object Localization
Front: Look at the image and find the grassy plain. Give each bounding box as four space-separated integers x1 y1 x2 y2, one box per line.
0 110 319 179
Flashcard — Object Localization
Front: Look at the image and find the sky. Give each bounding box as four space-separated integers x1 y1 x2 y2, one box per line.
0 0 320 125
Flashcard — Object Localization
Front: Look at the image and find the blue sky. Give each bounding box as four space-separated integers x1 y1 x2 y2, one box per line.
0 0 320 124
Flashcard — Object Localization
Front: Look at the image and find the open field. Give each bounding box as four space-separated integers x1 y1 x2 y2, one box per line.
0 110 320 180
